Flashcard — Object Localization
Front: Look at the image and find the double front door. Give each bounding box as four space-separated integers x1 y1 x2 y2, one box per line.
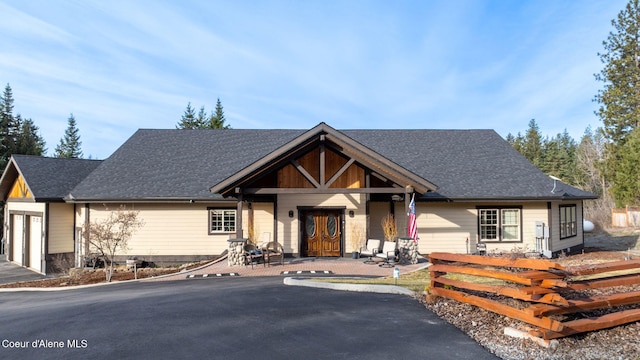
301 209 342 257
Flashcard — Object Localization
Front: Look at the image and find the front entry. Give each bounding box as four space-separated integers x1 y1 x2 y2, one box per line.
301 209 342 257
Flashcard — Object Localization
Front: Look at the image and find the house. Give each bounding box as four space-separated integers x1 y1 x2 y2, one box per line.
0 123 596 274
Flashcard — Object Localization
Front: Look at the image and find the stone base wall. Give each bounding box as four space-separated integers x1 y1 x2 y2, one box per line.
228 238 247 266
397 237 418 265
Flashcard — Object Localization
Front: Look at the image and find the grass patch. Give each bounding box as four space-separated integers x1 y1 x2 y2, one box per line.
313 268 431 293
313 268 507 293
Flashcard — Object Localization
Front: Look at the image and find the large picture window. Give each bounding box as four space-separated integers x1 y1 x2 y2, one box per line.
560 205 577 239
209 209 236 234
478 207 521 242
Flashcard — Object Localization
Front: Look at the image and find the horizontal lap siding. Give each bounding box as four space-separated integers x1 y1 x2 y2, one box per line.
48 203 74 254
87 203 233 256
549 201 584 252
411 202 551 254
278 193 366 254
251 202 274 244
418 203 476 254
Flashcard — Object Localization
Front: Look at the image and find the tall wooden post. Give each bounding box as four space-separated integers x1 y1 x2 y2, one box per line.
236 187 243 239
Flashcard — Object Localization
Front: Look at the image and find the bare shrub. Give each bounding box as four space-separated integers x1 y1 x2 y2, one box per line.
83 206 144 282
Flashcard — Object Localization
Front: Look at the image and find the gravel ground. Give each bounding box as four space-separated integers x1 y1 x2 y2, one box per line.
420 230 640 360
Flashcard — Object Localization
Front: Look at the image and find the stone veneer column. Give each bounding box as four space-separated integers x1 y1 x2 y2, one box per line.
227 238 247 266
397 237 418 265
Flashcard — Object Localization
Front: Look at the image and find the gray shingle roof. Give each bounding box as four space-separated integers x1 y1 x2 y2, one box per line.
68 129 306 201
6 155 102 201
341 129 596 200
68 125 596 202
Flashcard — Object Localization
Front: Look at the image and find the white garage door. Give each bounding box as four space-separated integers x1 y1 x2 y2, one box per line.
29 216 43 272
11 215 24 266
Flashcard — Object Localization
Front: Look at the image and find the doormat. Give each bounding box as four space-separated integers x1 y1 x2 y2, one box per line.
281 270 333 275
186 273 239 278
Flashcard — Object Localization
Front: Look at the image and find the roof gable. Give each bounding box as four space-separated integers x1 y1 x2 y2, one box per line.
209 122 438 196
0 155 103 202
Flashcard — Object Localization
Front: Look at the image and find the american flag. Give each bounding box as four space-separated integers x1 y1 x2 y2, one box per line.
407 194 418 242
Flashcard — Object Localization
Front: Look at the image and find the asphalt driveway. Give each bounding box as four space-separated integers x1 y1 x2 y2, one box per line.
0 255 48 284
0 277 499 359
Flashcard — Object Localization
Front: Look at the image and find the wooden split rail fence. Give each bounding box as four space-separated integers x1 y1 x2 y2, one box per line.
428 252 640 340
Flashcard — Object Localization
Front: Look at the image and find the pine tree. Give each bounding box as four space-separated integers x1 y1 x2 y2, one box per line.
176 102 201 129
195 106 208 129
0 84 16 169
14 116 46 156
611 128 640 206
176 99 231 129
54 114 83 158
594 0 640 205
521 119 544 169
209 98 230 129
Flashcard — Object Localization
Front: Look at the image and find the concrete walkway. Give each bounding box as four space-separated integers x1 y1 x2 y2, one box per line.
0 254 49 284
147 255 431 282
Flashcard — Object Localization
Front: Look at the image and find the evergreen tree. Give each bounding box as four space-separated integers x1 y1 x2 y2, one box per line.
521 119 544 169
195 106 208 129
594 0 640 205
0 84 16 169
611 128 640 206
541 130 576 181
14 116 46 156
176 102 203 129
176 99 231 129
54 114 83 158
209 98 230 129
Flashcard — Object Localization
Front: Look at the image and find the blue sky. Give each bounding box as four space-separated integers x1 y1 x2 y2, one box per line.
0 0 628 159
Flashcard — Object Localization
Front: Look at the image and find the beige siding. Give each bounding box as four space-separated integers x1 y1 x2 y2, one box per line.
368 202 390 241
86 203 234 257
418 203 477 254
6 202 45 213
549 201 584 252
250 202 274 244
48 203 75 254
415 202 553 255
277 193 366 254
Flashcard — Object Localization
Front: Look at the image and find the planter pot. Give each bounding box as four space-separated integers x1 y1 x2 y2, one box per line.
352 251 359 259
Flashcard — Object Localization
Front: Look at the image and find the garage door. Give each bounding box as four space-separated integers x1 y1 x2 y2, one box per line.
28 216 43 272
11 214 24 266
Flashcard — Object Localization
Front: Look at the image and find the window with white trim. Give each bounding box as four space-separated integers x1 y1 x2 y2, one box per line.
478 208 521 242
209 209 236 234
560 205 577 239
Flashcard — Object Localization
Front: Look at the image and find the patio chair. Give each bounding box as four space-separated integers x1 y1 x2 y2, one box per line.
360 239 382 264
375 241 398 268
258 232 271 250
263 241 284 266
244 243 264 269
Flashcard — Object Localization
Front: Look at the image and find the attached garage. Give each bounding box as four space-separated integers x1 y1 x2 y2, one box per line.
0 155 102 274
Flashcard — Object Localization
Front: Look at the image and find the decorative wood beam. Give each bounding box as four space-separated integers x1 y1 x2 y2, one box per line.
320 143 326 186
291 159 321 188
324 158 355 189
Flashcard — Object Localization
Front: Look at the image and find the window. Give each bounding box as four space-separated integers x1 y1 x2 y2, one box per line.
560 205 577 239
478 208 521 242
209 209 236 233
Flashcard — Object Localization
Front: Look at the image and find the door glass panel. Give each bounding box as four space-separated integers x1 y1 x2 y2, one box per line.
305 214 316 237
327 214 337 237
